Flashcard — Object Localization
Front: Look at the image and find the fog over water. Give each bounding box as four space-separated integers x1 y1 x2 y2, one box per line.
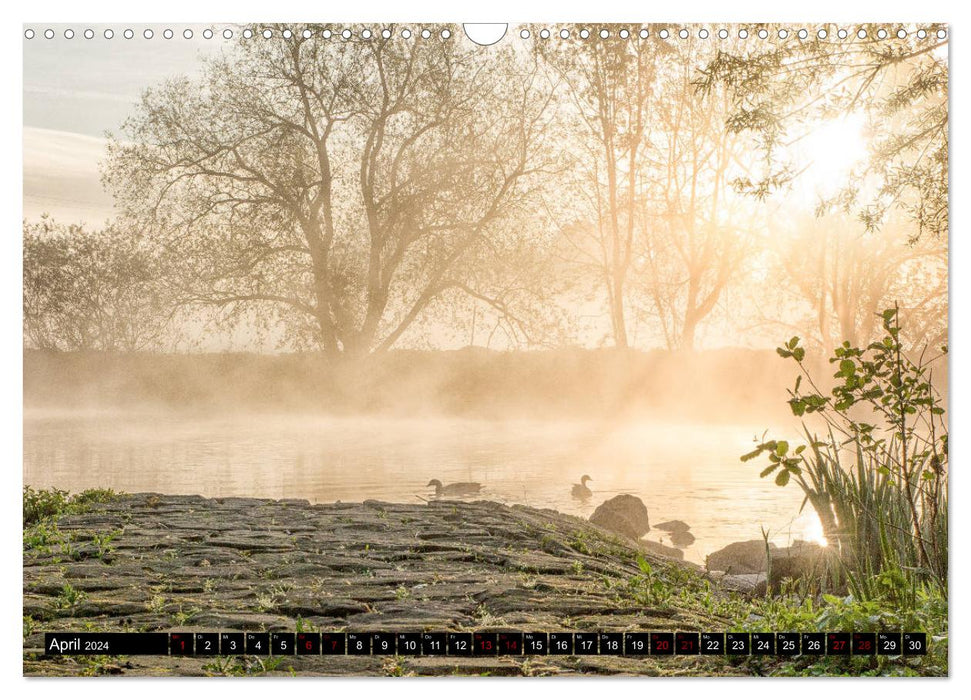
23 408 822 564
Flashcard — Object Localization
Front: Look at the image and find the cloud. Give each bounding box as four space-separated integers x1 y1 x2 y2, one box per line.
23 127 115 226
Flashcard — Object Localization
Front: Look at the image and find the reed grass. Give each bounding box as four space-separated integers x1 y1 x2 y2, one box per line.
744 306 948 602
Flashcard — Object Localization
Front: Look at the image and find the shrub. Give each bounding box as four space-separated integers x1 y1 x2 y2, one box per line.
23 486 118 527
23 487 69 527
742 306 947 598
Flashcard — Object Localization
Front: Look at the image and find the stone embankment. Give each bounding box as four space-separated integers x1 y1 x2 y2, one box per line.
24 493 747 676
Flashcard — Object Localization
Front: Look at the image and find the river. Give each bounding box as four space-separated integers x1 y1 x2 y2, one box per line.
23 409 824 564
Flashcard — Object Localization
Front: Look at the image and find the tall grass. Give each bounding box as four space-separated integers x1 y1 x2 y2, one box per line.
795 427 947 605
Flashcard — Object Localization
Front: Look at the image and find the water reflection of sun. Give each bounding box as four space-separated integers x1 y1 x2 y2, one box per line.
801 512 829 547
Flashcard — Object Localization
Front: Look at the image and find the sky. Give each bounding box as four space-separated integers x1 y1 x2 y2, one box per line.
22 24 871 226
23 26 219 223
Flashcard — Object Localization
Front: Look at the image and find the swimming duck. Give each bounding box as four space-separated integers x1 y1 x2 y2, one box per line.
571 474 593 499
427 479 482 497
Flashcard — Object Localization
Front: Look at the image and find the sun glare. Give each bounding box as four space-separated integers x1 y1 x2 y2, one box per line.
792 113 868 205
802 513 829 548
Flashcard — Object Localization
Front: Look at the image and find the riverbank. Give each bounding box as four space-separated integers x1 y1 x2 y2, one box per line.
23 492 943 676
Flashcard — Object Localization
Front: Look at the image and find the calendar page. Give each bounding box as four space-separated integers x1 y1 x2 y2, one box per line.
22 22 948 678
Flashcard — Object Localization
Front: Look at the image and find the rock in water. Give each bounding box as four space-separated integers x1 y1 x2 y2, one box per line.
705 539 777 574
641 540 684 560
669 530 696 548
589 495 650 540
655 519 691 534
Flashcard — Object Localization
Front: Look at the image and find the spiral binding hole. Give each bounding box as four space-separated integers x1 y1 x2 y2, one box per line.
21 25 948 44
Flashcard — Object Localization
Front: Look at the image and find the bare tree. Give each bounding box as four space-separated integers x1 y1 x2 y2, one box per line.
635 42 753 350
760 212 947 352
538 28 663 349
105 25 556 361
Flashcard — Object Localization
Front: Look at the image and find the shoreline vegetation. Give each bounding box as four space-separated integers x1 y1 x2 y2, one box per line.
23 489 946 677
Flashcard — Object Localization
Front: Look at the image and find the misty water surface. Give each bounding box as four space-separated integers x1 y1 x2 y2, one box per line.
23 410 823 564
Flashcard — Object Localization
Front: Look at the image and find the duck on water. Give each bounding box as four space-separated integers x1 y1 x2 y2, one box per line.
571 475 593 499
427 479 482 497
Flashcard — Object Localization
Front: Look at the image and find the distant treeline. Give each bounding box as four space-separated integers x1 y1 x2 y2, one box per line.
25 347 866 422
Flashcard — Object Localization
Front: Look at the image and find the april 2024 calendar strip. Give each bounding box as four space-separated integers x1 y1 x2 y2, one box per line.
45 631 927 657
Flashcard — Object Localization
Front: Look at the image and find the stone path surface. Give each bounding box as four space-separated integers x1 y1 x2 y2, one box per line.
24 493 746 676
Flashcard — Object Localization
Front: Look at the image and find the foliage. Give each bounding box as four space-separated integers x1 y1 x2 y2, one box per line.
23 218 177 352
53 582 86 610
618 554 711 608
23 615 37 640
202 654 290 676
23 487 70 527
698 24 948 242
614 546 946 675
23 519 65 553
24 488 120 564
23 487 117 527
742 307 947 594
294 616 318 633
734 585 947 676
92 531 119 559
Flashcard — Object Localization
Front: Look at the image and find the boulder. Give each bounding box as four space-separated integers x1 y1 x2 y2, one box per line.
589 495 650 540
768 540 840 590
669 530 696 548
714 572 767 593
641 539 684 560
706 539 777 574
655 520 691 534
